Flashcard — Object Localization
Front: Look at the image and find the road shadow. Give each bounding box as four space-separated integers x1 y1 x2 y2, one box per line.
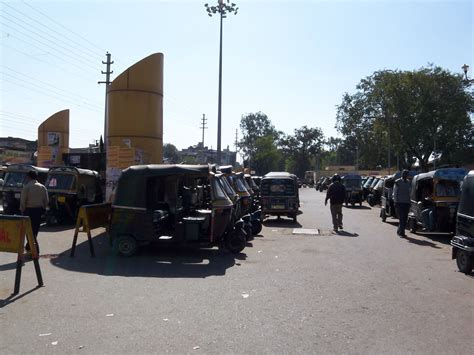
411 231 452 246
344 205 372 210
0 261 18 271
0 285 43 308
404 234 442 249
335 230 359 237
41 224 75 233
263 218 302 228
49 233 243 278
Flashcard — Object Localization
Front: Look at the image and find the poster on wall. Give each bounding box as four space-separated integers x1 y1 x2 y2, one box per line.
47 132 60 146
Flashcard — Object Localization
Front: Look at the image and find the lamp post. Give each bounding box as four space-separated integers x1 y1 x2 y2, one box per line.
205 1 238 165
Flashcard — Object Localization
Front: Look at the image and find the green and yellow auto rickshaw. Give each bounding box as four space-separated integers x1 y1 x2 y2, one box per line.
109 164 247 256
408 168 468 234
451 170 474 274
341 174 363 207
260 172 300 223
0 164 49 215
220 166 252 217
45 166 103 225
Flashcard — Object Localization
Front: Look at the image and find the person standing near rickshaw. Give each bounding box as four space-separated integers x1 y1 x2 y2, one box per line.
20 170 49 254
393 169 411 237
325 174 346 233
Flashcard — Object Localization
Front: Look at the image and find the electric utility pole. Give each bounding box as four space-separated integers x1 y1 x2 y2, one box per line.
234 128 238 151
98 52 114 151
200 114 208 147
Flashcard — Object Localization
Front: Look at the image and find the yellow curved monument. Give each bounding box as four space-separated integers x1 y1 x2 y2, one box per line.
106 53 164 198
37 109 70 167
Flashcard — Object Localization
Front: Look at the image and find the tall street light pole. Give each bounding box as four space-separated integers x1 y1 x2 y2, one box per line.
205 0 238 165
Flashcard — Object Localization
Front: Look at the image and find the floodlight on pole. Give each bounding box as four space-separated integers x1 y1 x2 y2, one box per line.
462 64 474 83
204 0 238 164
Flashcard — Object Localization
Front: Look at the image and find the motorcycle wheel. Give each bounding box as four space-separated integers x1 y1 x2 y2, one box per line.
226 229 246 254
381 209 386 222
251 220 263 235
456 250 473 274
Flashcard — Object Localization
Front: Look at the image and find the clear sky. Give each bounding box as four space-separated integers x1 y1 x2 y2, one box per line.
1 0 472 153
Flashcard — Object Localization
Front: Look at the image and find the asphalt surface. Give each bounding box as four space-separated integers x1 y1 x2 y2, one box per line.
1 188 473 354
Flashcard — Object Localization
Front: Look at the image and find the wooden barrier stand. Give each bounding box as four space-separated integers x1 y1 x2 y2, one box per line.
0 215 43 295
71 203 111 257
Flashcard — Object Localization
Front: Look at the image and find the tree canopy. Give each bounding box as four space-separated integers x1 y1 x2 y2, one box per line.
336 65 473 171
280 126 325 178
163 143 180 163
238 112 279 164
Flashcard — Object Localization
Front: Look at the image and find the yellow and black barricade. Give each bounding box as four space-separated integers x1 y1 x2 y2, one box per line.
71 203 111 257
0 215 43 295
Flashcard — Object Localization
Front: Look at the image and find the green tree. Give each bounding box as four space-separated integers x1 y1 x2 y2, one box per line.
238 112 279 165
280 126 325 177
252 136 283 175
337 65 473 171
163 143 180 163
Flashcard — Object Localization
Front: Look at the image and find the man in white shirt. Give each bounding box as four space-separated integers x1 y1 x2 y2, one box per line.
20 170 49 254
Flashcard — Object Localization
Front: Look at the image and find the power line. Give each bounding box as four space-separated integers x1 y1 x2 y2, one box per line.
1 72 102 112
0 113 101 136
1 77 102 113
1 66 103 109
22 0 107 55
0 19 99 72
1 42 99 84
1 4 102 65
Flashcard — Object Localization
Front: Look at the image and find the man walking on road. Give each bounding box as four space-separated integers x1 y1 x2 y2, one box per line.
393 169 411 237
325 174 346 233
20 170 49 254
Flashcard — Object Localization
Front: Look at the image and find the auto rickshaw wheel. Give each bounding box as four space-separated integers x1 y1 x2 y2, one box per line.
251 220 262 235
456 250 473 274
409 218 417 234
226 230 246 254
114 234 138 257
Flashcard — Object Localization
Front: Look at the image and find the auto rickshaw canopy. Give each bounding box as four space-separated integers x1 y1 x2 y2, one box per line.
410 168 468 200
48 166 99 177
113 164 211 209
458 171 474 216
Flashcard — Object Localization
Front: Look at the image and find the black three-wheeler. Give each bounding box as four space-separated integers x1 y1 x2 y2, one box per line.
109 164 247 256
341 174 363 206
451 170 474 274
45 166 103 225
408 168 468 234
260 172 300 223
0 164 49 215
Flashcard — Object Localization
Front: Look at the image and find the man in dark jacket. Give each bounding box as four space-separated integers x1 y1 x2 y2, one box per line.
325 174 346 232
393 169 411 237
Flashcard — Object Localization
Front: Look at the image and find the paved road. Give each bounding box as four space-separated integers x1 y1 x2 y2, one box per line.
1 188 472 354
